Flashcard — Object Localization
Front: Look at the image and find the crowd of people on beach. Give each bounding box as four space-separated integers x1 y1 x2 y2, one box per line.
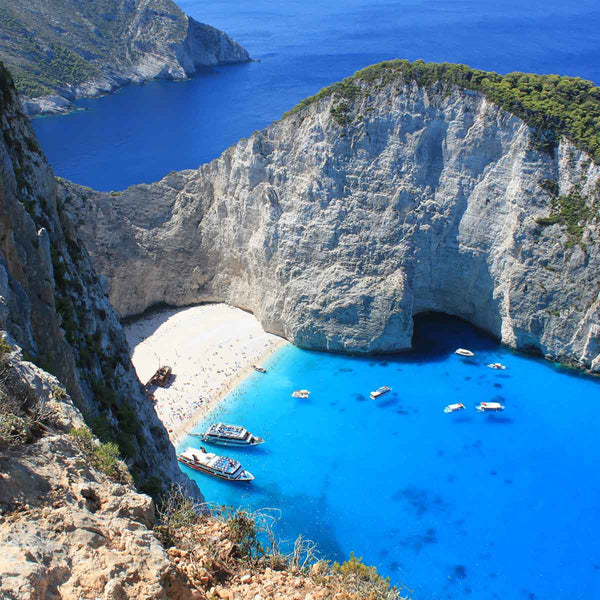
124 305 283 442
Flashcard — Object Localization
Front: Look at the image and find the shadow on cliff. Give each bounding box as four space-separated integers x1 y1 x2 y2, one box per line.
404 312 501 365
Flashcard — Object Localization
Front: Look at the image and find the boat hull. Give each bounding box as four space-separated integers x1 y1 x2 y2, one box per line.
200 434 264 446
177 457 254 481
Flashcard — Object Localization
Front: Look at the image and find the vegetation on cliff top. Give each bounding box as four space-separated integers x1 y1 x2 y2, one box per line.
283 59 600 163
0 0 188 98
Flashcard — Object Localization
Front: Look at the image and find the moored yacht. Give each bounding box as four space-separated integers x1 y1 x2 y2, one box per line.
444 402 466 413
370 386 391 399
487 362 506 370
476 401 505 412
192 422 264 446
177 447 254 481
455 348 475 357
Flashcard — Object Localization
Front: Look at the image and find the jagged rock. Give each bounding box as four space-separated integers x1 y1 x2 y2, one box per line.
62 74 600 369
0 63 198 495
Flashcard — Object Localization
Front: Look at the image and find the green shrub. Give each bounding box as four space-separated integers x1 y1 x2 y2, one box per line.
283 59 600 163
69 426 131 483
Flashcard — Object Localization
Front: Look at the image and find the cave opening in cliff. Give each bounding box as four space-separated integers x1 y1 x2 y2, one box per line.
411 311 500 356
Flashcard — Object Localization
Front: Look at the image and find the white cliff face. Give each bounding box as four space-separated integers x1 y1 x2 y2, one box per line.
62 80 600 370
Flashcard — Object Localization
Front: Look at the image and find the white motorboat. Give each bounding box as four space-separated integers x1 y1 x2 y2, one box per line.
476 401 505 412
444 402 466 413
192 422 264 446
177 447 254 481
370 386 391 399
292 389 310 398
487 362 506 370
455 348 475 357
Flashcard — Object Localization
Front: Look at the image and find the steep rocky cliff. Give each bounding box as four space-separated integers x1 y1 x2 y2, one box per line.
0 0 250 116
0 63 196 495
62 62 600 371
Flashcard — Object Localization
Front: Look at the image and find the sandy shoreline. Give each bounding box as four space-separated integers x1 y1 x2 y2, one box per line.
124 304 288 445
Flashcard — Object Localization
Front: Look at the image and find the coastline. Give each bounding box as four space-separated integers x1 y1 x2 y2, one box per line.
123 303 289 447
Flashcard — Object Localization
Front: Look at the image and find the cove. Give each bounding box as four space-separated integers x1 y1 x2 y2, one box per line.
32 0 600 192
179 314 600 600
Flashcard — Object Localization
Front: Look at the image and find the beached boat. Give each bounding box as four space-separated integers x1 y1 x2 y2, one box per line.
252 365 267 373
476 401 505 412
370 386 391 399
487 362 506 370
455 348 475 357
146 365 172 387
177 447 254 481
192 422 264 446
444 403 466 413
292 389 310 398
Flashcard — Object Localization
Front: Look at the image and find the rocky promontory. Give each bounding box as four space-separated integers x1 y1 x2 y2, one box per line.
0 0 250 116
63 61 600 371
0 62 195 495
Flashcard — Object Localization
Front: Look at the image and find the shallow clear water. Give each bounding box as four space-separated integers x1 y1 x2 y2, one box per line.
180 315 600 600
32 0 600 191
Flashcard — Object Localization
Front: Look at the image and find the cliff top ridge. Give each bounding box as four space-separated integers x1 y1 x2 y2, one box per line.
283 59 600 163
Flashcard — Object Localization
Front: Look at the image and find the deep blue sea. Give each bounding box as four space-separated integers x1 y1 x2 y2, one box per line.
32 0 600 191
181 315 600 600
29 1 600 597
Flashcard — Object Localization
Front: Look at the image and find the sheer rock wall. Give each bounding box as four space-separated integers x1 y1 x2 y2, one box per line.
62 79 600 371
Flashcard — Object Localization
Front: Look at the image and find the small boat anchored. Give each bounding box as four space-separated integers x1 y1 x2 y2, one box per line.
192 422 264 446
292 389 310 398
370 386 391 400
455 348 474 357
177 447 254 481
487 363 506 370
444 403 466 413
252 365 267 373
476 401 505 412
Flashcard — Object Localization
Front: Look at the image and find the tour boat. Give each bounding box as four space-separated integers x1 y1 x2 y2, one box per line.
487 362 506 370
177 447 254 481
370 386 391 399
444 402 466 413
192 422 264 446
252 365 267 373
455 348 475 357
476 401 505 412
292 389 310 398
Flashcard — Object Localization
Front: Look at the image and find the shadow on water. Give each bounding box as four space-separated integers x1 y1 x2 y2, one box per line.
409 312 500 364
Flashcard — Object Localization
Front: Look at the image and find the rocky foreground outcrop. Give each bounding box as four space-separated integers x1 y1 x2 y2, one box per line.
0 356 402 598
62 64 600 371
0 0 250 116
0 63 196 494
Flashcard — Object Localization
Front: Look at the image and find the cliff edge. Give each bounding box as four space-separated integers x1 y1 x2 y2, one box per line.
0 62 196 495
0 0 250 116
63 61 600 371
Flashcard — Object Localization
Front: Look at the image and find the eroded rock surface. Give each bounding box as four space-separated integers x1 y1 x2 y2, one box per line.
0 0 250 116
0 63 196 494
63 76 600 369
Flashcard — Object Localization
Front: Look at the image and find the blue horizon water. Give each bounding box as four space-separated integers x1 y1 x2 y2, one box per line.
32 0 600 191
179 314 600 600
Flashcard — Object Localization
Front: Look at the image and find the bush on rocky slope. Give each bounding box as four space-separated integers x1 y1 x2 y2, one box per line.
284 59 600 163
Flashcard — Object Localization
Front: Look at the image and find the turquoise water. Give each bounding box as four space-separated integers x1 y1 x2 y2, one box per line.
32 0 600 191
179 314 600 600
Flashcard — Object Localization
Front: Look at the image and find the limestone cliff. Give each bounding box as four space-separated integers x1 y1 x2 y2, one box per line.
63 63 600 372
0 63 196 495
0 0 250 116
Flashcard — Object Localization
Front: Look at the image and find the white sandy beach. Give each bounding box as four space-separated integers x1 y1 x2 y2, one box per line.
124 304 287 444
